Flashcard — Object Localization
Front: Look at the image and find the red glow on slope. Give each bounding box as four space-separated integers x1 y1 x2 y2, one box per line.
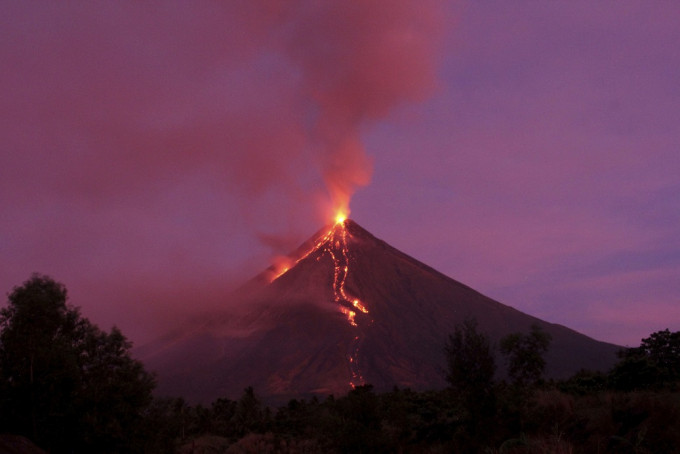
270 217 368 387
348 335 363 389
268 256 293 282
325 219 368 388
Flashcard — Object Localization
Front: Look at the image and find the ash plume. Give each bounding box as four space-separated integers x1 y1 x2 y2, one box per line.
281 0 444 218
2 0 444 237
204 0 446 260
1 1 444 341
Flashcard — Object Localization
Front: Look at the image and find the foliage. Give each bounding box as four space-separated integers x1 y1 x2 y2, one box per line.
443 319 496 404
0 274 155 453
443 319 498 448
151 384 680 454
500 324 552 388
610 328 680 391
0 275 81 450
233 386 268 437
140 397 203 452
557 369 608 395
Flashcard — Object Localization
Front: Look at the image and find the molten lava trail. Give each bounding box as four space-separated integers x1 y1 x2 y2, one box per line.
347 335 363 388
272 219 369 387
325 220 369 387
272 218 368 388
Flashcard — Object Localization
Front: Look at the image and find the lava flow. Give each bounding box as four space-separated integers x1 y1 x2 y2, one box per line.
326 218 369 388
272 215 369 388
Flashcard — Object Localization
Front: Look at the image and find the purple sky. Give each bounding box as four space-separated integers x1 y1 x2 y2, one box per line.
2 1 679 347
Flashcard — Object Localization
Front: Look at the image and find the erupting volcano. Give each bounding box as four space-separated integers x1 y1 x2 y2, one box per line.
140 218 620 404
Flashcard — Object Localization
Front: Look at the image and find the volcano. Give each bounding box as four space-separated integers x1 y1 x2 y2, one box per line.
140 219 620 403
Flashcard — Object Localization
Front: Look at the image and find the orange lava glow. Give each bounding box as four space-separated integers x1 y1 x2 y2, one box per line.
268 256 294 283
340 307 357 327
348 335 363 388
268 217 369 387
335 211 347 225
352 299 368 313
327 221 367 388
271 267 288 281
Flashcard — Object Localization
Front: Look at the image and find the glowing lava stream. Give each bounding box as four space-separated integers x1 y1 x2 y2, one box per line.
272 217 369 388
328 219 369 388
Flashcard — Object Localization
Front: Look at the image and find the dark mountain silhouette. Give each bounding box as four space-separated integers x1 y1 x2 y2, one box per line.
139 219 620 403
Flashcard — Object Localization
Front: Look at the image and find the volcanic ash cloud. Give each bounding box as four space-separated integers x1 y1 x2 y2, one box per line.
279 0 445 218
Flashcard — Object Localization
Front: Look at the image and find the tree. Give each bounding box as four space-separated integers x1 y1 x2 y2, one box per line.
500 324 552 388
0 274 155 452
75 325 157 452
444 319 496 396
325 385 387 452
233 386 266 438
0 274 82 448
444 320 496 417
610 329 680 390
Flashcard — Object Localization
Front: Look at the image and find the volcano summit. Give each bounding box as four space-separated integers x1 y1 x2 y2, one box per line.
141 219 620 403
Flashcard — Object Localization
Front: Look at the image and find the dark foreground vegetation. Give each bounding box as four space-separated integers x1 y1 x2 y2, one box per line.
2 275 680 453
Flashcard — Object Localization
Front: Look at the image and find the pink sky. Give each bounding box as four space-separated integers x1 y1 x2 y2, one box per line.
2 1 679 347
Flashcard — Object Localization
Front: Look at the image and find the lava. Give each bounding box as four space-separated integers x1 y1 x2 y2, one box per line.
270 216 369 388
269 256 293 281
335 211 347 225
340 306 357 327
325 219 369 326
324 218 369 388
348 335 364 389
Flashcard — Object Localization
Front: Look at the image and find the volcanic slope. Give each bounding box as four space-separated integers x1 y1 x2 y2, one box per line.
140 219 620 403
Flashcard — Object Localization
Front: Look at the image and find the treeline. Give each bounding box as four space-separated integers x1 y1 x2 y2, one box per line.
156 384 680 454
1 275 680 453
158 322 680 453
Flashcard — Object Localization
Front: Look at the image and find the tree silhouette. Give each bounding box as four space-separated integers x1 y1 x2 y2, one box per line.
500 324 552 388
234 386 266 437
444 318 496 428
610 329 680 390
0 274 155 452
444 319 496 397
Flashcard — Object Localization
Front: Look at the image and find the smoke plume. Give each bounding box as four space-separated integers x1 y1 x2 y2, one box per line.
280 0 443 217
1 1 444 341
